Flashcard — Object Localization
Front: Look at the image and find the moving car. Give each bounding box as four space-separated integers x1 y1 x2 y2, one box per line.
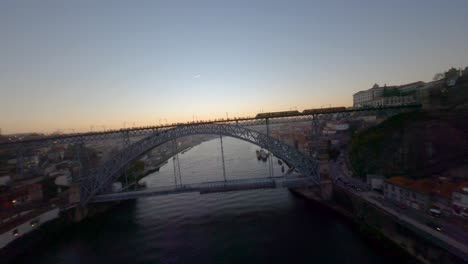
426 221 442 232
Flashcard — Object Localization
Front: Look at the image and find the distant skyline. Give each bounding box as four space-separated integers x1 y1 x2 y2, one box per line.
1 0 467 134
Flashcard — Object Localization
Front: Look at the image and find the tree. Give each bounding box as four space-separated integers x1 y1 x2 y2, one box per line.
445 67 459 80
132 160 145 173
433 73 444 81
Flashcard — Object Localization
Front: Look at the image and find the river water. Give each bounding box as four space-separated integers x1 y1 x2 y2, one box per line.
11 137 403 263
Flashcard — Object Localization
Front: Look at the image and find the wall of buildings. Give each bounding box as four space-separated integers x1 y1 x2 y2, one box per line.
353 82 424 107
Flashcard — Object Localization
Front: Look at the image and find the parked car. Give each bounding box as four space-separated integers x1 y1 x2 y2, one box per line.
429 208 442 218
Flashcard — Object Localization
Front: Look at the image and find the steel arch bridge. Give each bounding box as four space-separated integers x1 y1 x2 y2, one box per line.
0 104 421 150
80 123 319 205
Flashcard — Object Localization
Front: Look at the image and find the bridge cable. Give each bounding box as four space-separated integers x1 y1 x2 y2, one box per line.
172 140 179 186
122 133 130 189
177 151 182 186
16 148 25 179
219 135 227 182
266 118 273 178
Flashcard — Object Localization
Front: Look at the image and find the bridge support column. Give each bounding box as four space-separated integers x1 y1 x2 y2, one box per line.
320 180 333 200
72 206 88 223
73 143 86 183
310 114 321 158
121 131 131 188
15 147 25 179
172 139 182 186
266 118 274 177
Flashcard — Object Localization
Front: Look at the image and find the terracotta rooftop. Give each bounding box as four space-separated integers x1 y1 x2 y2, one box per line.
411 179 434 194
385 177 434 194
385 176 414 188
432 182 457 199
454 182 468 195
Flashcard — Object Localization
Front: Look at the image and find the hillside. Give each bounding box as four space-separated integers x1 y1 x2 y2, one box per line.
349 109 468 180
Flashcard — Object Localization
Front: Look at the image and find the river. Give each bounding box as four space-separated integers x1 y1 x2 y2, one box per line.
11 137 404 263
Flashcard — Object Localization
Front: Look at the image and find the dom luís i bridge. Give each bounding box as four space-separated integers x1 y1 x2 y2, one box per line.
0 105 420 208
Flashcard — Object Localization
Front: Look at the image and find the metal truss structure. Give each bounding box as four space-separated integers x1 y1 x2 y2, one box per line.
80 123 320 204
0 104 420 150
0 104 420 205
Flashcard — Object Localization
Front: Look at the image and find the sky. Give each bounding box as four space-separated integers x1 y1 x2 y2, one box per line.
1 0 467 134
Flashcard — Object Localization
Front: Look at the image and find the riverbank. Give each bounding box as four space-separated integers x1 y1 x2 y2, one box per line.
0 198 134 263
291 186 467 263
119 139 212 188
289 188 419 263
1 140 214 261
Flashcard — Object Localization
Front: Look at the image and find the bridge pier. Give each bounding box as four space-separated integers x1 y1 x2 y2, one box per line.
15 147 25 179
71 206 88 223
320 180 333 200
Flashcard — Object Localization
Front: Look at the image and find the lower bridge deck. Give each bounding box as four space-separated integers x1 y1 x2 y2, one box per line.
90 176 313 203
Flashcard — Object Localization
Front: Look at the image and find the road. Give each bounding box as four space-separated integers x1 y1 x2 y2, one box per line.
328 155 468 261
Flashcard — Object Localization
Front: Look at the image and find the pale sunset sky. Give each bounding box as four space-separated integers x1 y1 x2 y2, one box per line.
1 0 467 134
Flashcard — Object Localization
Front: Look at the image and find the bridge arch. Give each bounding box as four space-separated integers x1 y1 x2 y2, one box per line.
80 124 319 204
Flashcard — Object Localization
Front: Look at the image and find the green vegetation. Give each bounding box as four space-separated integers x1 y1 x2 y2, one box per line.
117 160 146 183
349 111 430 180
349 107 467 180
445 67 460 80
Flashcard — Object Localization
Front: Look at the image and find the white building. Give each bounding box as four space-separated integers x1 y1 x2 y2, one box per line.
383 176 432 210
452 183 468 218
353 82 424 107
366 174 385 191
397 81 425 93
367 95 417 107
353 84 384 107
